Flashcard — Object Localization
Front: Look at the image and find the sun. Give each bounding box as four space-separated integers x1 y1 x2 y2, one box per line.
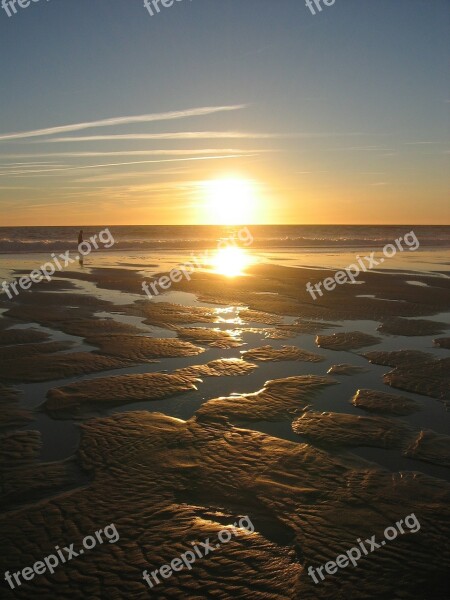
203 177 257 224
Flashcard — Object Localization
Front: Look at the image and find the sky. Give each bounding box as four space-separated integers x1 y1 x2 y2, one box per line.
0 0 448 226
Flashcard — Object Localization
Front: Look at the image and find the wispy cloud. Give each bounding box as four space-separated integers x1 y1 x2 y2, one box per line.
0 161 60 166
0 162 66 170
0 149 262 159
404 141 442 145
42 132 364 144
326 145 395 152
42 132 278 143
0 105 246 141
70 168 190 184
0 186 36 190
0 153 257 177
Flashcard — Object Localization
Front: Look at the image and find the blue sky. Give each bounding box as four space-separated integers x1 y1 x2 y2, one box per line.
0 0 448 224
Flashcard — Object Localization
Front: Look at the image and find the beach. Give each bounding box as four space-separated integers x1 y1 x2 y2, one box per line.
0 225 449 599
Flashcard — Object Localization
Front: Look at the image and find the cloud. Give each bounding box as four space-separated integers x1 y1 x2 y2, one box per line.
0 149 260 159
1 153 258 177
70 169 189 184
0 105 246 141
326 145 395 152
0 163 68 171
39 132 364 144
404 141 442 146
42 132 278 143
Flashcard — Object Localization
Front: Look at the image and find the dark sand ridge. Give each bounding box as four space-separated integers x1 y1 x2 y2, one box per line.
174 326 244 348
196 375 336 422
377 317 450 336
7 273 79 290
434 336 450 349
363 350 450 405
237 308 284 325
0 328 50 346
1 429 41 465
292 411 450 468
173 357 258 378
241 345 324 362
43 372 200 418
315 331 381 351
0 317 16 331
351 389 421 416
10 267 141 295
75 335 204 362
0 384 32 430
1 429 84 513
0 353 154 384
1 410 449 599
327 364 370 376
0 341 73 362
1 291 116 331
124 300 219 328
255 321 339 339
1 455 81 513
50 267 148 293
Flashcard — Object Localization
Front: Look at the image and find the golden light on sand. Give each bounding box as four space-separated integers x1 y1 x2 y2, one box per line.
214 306 244 324
211 246 253 277
203 177 257 224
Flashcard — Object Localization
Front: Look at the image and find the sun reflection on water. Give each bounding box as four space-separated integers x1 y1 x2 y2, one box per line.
211 246 253 277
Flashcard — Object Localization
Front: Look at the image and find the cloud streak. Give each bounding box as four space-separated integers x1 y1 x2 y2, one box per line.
0 149 261 159
0 153 257 177
41 132 278 143
0 105 246 141
38 132 364 144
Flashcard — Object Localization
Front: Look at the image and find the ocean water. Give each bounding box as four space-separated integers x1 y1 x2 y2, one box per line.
0 225 449 253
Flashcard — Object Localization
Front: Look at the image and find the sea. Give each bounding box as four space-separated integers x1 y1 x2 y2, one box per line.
0 225 449 253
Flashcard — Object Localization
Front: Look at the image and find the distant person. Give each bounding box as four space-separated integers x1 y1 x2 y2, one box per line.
77 229 84 266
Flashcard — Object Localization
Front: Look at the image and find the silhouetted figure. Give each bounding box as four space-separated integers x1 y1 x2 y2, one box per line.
77 230 84 266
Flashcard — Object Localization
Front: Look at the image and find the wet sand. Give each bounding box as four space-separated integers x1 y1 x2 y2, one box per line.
0 256 449 599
